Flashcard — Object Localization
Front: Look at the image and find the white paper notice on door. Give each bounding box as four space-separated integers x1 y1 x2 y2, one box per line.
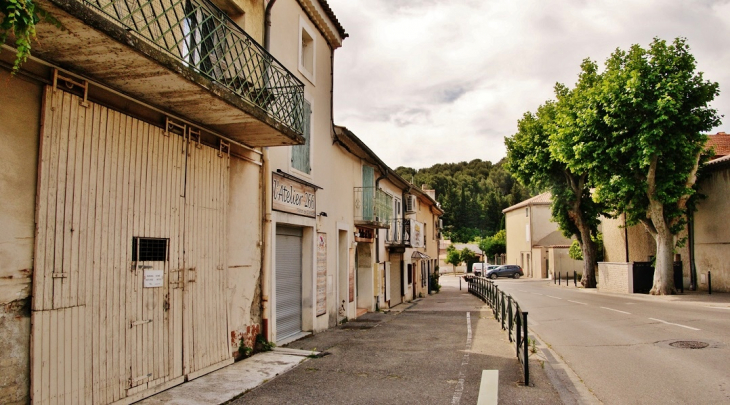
144 269 164 288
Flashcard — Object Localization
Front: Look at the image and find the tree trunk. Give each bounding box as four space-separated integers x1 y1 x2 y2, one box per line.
577 223 597 288
650 226 676 295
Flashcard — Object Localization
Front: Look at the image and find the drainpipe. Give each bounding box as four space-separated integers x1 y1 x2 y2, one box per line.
374 170 387 264
261 0 277 341
264 0 277 50
624 213 630 262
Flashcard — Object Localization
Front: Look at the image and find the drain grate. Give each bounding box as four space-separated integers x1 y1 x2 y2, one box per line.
669 341 709 349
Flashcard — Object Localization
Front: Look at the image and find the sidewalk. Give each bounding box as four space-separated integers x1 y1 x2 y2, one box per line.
544 277 730 308
140 274 563 404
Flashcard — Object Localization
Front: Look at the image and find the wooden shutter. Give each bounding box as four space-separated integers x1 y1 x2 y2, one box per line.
291 100 311 173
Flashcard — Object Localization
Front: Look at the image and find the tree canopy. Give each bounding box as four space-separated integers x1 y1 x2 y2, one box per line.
589 38 721 294
505 67 605 287
479 229 506 258
395 159 532 242
506 37 720 294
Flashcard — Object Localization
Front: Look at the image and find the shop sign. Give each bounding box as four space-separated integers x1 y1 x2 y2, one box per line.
272 172 316 217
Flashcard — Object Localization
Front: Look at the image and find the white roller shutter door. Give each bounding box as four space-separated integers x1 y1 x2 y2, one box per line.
276 226 303 341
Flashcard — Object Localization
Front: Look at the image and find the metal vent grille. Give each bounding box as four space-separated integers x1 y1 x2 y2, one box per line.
132 237 169 262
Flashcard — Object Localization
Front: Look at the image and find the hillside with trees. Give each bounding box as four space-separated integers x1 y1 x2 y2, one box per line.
395 159 532 242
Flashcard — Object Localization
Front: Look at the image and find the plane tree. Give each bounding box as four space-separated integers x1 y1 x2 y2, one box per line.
586 38 721 294
505 67 605 288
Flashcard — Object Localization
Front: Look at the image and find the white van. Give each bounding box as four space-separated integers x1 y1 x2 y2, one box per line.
472 263 497 277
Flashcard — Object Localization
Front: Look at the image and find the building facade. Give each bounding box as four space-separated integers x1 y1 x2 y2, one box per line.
0 0 306 403
503 193 583 279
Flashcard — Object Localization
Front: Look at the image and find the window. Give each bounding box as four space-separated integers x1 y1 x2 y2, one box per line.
292 99 311 173
132 237 168 262
526 207 530 217
298 17 316 84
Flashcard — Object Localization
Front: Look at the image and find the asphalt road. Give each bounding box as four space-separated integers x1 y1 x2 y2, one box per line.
233 275 562 405
493 278 730 405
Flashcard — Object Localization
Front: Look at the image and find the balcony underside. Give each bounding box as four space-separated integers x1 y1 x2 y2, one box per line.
354 220 390 230
30 0 304 147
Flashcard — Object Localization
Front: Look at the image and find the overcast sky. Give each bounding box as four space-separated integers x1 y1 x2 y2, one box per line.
326 0 730 169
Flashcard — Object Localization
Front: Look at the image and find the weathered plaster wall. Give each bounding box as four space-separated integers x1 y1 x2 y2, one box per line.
226 156 264 355
0 68 42 404
694 167 730 292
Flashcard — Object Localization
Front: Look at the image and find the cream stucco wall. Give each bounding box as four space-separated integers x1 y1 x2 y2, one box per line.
0 69 42 405
266 0 356 337
505 209 530 268
694 167 730 292
505 203 554 278
226 155 265 355
211 0 265 43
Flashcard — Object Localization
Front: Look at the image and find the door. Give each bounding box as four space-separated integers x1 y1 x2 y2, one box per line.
31 87 230 404
276 226 303 341
182 132 231 377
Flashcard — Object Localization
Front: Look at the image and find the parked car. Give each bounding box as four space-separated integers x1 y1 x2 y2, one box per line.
486 265 523 279
473 263 498 277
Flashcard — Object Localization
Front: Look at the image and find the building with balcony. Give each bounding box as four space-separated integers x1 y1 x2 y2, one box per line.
0 0 309 403
260 0 349 345
335 126 444 310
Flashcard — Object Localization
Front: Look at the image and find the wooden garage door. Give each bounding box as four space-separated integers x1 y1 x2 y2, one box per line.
31 86 229 404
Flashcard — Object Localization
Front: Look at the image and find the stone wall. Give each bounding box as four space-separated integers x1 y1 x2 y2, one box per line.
598 262 633 294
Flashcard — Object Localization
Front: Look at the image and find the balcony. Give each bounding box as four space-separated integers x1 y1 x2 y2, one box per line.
354 187 392 229
29 0 305 146
384 219 406 245
385 219 424 250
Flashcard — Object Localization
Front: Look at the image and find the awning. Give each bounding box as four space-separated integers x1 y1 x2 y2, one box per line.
411 251 431 260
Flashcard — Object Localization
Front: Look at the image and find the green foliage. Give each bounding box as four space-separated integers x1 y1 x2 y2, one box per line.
569 234 603 261
255 334 275 352
430 272 441 293
568 240 582 261
459 247 477 266
394 159 532 243
505 65 606 287
0 0 60 74
444 245 462 270
479 229 506 257
590 38 720 233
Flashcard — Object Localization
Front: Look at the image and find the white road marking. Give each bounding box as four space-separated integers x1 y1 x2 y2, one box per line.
708 306 730 310
546 295 563 300
601 307 631 315
568 300 587 305
451 312 472 404
532 293 544 296
648 317 700 331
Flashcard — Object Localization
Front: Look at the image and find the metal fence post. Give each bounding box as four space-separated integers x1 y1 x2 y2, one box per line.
501 293 506 330
523 311 529 386
507 295 513 341
515 309 521 357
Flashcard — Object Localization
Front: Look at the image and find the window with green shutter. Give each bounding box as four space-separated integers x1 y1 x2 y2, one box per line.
292 100 312 173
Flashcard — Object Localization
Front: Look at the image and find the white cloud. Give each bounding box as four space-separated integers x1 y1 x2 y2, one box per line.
327 0 730 169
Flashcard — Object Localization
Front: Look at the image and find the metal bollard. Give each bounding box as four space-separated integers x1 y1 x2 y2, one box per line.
554 273 556 284
574 271 577 287
708 271 712 295
459 276 462 291
558 272 561 286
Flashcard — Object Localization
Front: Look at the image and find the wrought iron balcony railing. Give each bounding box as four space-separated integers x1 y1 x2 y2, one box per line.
83 0 304 134
384 219 405 245
354 187 392 227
